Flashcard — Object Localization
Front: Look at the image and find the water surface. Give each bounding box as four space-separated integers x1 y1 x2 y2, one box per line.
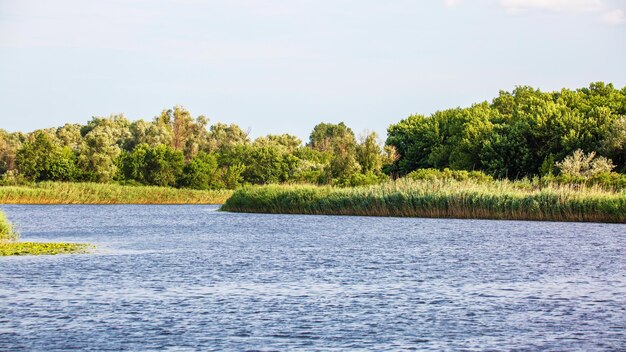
1 205 625 350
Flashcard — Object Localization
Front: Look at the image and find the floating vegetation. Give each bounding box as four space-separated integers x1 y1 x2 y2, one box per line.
0 242 93 256
0 209 93 256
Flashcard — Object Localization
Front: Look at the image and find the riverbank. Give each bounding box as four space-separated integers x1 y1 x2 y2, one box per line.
221 179 626 223
0 182 233 204
3 179 626 223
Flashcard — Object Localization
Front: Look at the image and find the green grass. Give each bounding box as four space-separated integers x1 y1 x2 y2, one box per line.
221 178 626 223
0 182 233 204
1 209 93 256
0 242 93 256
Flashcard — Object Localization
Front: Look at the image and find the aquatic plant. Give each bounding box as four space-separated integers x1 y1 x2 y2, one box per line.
0 211 18 242
0 242 93 256
0 209 93 256
221 178 626 223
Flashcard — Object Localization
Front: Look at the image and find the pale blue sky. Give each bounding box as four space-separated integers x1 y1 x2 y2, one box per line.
1 0 624 140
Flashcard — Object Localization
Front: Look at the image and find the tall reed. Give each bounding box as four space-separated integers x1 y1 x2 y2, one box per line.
0 182 233 204
221 179 626 223
0 210 19 242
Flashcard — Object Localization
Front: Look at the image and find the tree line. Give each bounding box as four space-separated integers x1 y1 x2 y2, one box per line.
0 107 393 189
1 82 624 189
386 82 626 178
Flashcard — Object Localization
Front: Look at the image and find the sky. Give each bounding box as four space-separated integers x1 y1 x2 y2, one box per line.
0 0 625 141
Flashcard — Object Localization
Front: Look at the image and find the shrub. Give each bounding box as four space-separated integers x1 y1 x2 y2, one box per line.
407 168 493 182
556 149 615 177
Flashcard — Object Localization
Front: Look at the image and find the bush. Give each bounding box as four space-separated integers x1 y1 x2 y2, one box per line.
16 132 79 182
179 152 220 190
556 149 615 177
336 172 388 187
407 168 493 182
542 172 626 190
0 170 32 186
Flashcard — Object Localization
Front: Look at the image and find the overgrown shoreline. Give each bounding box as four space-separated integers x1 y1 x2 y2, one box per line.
221 180 626 223
3 178 626 223
0 182 233 204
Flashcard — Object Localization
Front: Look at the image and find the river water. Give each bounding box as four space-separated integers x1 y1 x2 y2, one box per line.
0 205 624 351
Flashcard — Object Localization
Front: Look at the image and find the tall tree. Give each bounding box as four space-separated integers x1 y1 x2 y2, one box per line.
0 130 23 176
16 131 77 181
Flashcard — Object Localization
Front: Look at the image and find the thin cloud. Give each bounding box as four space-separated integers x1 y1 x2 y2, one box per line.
443 0 463 8
601 9 625 25
500 0 604 13
499 0 625 26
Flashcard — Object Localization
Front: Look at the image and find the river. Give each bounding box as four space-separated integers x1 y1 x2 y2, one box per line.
1 205 624 350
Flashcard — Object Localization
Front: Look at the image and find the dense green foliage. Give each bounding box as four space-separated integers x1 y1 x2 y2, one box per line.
1 82 625 192
222 180 626 223
1 106 388 188
15 132 78 182
386 82 626 178
407 168 494 183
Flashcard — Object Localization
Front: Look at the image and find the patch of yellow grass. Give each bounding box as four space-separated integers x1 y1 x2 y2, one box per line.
0 182 233 204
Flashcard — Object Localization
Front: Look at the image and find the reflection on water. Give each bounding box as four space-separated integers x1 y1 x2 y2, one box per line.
0 205 624 350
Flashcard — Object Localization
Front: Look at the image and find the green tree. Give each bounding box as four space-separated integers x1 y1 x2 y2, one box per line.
118 144 150 183
601 116 626 172
179 152 220 190
356 132 383 174
16 131 77 181
207 123 250 151
129 119 172 150
386 114 439 175
254 134 302 153
56 124 82 150
0 130 23 176
386 82 625 179
308 122 355 152
118 144 184 186
142 145 185 187
78 129 122 182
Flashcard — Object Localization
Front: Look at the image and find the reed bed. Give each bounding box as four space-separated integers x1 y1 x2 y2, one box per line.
221 179 626 223
0 182 233 204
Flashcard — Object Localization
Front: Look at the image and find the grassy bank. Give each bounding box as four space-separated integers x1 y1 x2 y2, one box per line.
0 182 233 204
1 210 93 256
221 179 626 223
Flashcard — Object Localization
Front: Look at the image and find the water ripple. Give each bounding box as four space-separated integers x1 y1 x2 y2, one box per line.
0 204 625 351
